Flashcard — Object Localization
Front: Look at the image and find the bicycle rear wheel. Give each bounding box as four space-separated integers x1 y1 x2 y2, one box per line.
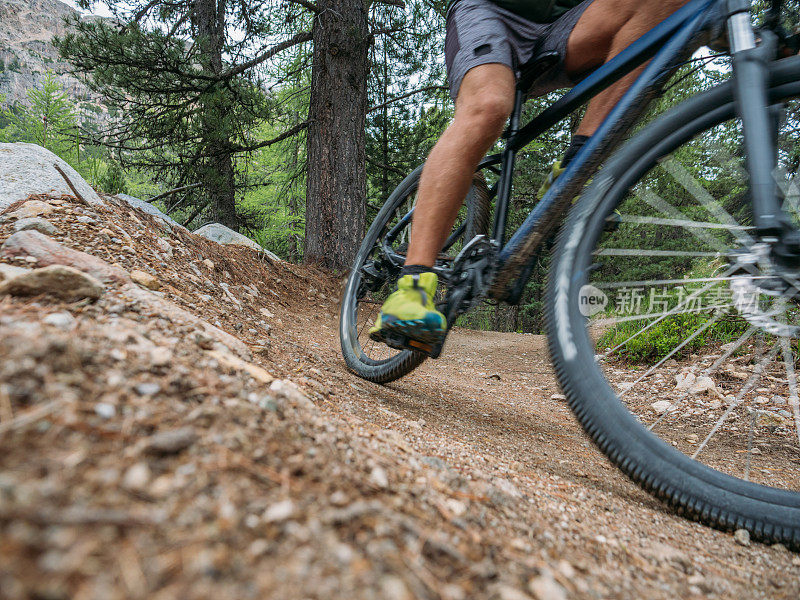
547 56 800 547
340 166 492 383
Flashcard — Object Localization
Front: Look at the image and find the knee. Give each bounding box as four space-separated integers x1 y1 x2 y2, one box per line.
455 92 513 140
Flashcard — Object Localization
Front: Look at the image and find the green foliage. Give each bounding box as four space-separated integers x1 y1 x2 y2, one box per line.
0 72 78 160
99 160 128 195
598 312 749 364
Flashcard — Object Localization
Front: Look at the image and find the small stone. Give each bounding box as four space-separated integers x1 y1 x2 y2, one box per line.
43 312 76 330
264 499 295 523
149 346 172 367
755 395 770 405
370 466 389 489
143 427 198 455
689 375 717 395
122 462 151 492
675 372 696 391
0 263 29 282
528 572 566 600
421 456 448 470
12 217 60 236
685 433 699 444
202 259 215 270
650 400 673 415
491 584 532 600
772 395 787 406
134 382 161 396
130 269 161 290
150 475 173 498
260 307 274 318
550 393 566 402
380 575 412 600
734 528 751 546
248 539 270 557
94 403 116 419
75 215 97 224
155 238 173 258
330 490 348 506
6 200 54 220
0 265 104 301
269 379 313 409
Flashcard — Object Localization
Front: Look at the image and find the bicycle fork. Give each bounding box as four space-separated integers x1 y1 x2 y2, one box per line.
727 0 800 265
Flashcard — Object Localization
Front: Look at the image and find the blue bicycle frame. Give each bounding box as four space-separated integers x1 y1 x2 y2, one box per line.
481 0 782 303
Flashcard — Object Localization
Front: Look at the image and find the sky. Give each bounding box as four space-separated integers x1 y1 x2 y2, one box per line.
60 0 114 18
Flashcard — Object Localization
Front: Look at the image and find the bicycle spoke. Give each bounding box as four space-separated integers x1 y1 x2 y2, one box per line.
617 214 753 230
595 248 719 257
648 325 757 431
636 188 734 253
692 342 780 460
780 337 800 448
617 309 725 398
661 158 756 248
595 275 772 289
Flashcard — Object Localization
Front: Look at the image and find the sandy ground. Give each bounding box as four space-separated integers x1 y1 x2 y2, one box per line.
1 193 799 599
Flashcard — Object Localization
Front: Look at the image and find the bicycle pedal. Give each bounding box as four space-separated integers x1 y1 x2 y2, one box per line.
379 332 444 359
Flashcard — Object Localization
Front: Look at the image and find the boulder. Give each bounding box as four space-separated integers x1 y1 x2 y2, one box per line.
194 223 280 261
0 143 104 209
114 193 186 232
0 230 130 284
0 264 104 300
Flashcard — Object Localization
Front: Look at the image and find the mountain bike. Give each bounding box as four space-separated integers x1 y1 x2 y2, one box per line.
340 0 800 548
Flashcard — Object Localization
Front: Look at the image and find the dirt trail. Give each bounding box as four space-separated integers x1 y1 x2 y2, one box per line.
291 322 800 598
1 192 799 599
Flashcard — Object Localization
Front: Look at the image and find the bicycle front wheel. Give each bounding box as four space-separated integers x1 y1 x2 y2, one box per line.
547 56 800 547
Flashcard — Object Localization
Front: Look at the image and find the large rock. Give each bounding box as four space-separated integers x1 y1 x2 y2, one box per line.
114 193 187 232
194 223 280 261
0 143 104 209
0 230 130 284
0 264 104 300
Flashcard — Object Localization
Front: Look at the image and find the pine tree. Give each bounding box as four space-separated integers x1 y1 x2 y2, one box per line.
57 0 313 231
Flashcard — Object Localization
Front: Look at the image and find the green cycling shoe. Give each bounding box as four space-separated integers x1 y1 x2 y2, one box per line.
536 159 566 200
369 272 447 355
537 158 622 231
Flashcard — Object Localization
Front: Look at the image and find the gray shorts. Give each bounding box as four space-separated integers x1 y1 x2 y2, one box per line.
445 0 594 100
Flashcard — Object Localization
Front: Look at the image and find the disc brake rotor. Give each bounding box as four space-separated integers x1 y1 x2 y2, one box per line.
728 243 800 337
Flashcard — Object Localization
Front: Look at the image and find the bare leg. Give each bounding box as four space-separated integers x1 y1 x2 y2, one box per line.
566 0 690 136
403 64 515 267
403 0 689 268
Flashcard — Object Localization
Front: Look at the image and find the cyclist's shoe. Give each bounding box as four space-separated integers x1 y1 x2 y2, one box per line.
536 160 566 200
369 272 446 356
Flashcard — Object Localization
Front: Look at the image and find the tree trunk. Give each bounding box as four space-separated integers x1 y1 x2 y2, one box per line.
194 0 239 231
304 0 369 270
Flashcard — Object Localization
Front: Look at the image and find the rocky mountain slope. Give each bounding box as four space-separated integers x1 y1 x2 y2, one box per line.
0 0 101 110
1 144 799 598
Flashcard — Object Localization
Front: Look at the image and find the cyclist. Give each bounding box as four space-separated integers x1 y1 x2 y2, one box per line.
370 0 690 351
